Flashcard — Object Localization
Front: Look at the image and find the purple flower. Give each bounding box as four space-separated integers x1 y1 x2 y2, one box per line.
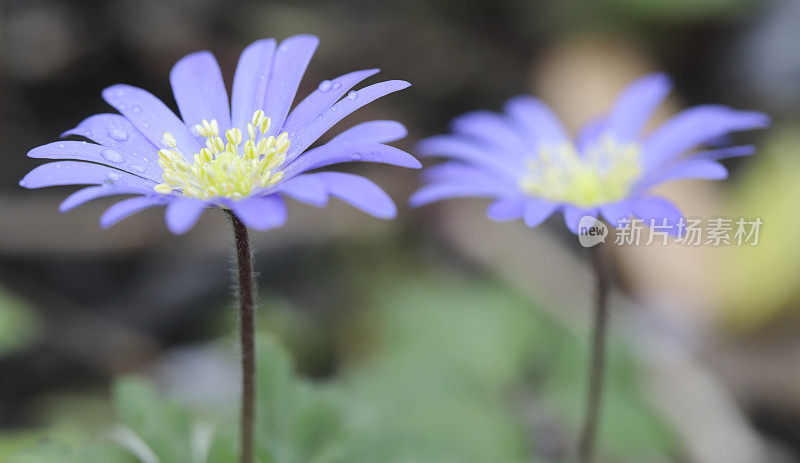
21 35 420 234
410 74 769 233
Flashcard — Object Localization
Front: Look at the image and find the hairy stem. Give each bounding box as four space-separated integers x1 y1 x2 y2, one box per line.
229 211 256 463
577 244 610 463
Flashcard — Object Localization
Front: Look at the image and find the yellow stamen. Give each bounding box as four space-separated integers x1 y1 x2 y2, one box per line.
520 135 642 208
155 110 289 200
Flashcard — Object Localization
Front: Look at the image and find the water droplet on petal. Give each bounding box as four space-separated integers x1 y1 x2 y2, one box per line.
142 122 150 128
318 80 332 92
109 128 129 141
332 81 342 90
347 91 357 100
352 153 362 161
132 105 142 113
106 172 121 183
130 164 145 173
57 143 65 149
101 149 124 163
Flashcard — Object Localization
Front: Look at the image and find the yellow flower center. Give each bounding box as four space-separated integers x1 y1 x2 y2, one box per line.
519 136 642 208
154 109 289 200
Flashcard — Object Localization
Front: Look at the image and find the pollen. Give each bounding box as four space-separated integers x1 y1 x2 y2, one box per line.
519 136 642 208
154 110 289 200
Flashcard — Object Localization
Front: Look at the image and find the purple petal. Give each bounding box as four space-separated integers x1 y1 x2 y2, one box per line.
170 51 230 133
330 120 407 145
576 117 608 153
409 181 508 207
272 174 328 207
632 196 683 235
263 35 319 135
600 201 633 229
642 105 769 171
231 38 277 130
165 198 208 234
487 198 526 222
605 73 671 142
28 141 161 182
60 185 152 212
284 69 380 135
102 84 202 156
636 159 728 191
416 135 518 178
522 199 558 228
20 161 156 189
229 195 288 231
695 145 755 161
62 114 160 175
287 80 411 159
450 111 527 155
100 196 167 228
563 206 597 234
421 162 508 185
281 143 420 180
504 96 570 148
312 172 396 219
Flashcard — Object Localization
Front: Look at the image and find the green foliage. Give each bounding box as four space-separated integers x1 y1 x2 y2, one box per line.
0 286 39 357
6 271 677 463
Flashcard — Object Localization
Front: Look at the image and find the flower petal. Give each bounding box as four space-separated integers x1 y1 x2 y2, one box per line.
231 38 277 130
100 196 167 228
284 69 380 135
60 185 152 212
409 181 508 207
632 196 683 235
170 51 230 133
330 120 407 145
28 141 161 182
636 159 728 191
102 84 202 157
229 195 288 231
450 111 527 155
62 114 159 172
563 206 596 234
20 161 156 189
695 145 755 161
287 80 411 159
642 105 769 171
600 200 634 229
504 96 570 148
263 35 319 135
281 143 420 180
272 174 328 207
576 117 608 153
165 198 208 234
312 172 396 219
486 198 526 222
604 73 671 142
416 135 518 178
522 199 558 228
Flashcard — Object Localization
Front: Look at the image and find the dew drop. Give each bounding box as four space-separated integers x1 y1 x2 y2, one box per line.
109 128 129 141
352 153 362 160
318 80 332 92
101 149 124 163
132 105 142 113
106 172 121 182
332 81 342 90
57 143 66 149
347 91 358 100
130 164 145 173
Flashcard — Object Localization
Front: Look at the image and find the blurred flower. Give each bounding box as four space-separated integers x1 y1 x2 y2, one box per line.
410 74 769 233
20 35 420 234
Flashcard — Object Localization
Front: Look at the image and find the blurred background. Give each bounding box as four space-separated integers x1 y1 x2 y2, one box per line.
1 0 798 461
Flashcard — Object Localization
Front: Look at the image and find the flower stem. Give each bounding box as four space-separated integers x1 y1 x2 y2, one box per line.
228 211 256 463
577 244 610 463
